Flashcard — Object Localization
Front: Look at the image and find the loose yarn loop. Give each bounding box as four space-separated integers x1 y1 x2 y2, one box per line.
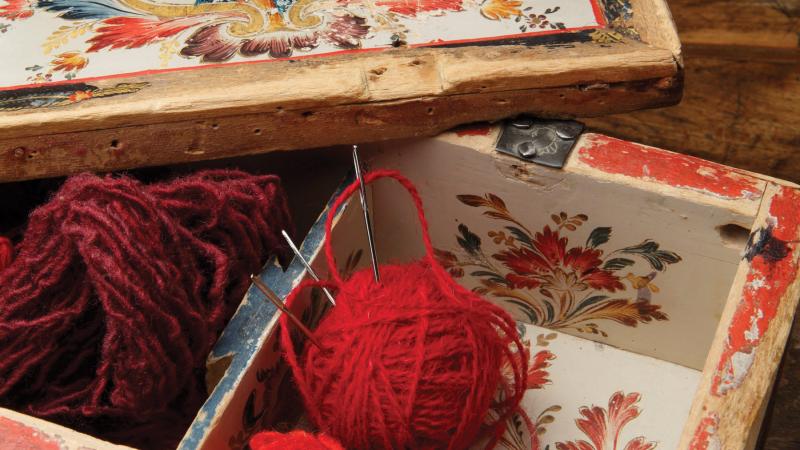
280 170 527 450
250 430 345 450
0 170 292 449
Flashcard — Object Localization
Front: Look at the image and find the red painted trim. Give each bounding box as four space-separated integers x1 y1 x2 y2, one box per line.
590 0 607 27
577 135 763 201
712 186 800 395
690 414 719 450
0 416 61 450
454 122 493 136
0 18 603 93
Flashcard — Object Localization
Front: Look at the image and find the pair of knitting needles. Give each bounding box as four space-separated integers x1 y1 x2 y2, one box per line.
250 145 381 348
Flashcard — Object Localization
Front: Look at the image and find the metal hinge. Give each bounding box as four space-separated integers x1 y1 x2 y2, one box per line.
495 117 585 168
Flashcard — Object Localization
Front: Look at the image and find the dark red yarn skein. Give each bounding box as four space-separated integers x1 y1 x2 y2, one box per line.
280 170 528 450
0 237 12 272
0 170 292 449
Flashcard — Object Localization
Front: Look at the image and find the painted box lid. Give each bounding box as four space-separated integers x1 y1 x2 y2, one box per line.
0 0 680 182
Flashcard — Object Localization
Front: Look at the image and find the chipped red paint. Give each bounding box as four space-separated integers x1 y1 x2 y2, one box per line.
454 123 493 137
690 414 720 450
0 416 62 450
713 186 800 395
577 135 763 200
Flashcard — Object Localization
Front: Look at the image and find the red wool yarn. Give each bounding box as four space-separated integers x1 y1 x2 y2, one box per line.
250 430 345 450
280 170 528 450
0 237 12 272
0 170 292 449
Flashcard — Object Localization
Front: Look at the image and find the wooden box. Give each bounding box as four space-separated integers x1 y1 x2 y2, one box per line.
4 121 799 450
0 0 682 182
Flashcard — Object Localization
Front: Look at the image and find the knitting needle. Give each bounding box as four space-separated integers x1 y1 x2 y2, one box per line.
281 230 336 307
352 145 380 283
250 275 321 349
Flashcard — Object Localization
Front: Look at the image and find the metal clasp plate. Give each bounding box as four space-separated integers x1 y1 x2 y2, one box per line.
495 117 585 168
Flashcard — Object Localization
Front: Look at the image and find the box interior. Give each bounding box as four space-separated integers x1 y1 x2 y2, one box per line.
214 134 760 450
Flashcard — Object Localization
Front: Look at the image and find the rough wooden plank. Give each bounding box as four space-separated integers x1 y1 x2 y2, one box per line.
584 57 800 183
680 182 800 450
0 42 677 140
0 76 681 183
668 0 800 62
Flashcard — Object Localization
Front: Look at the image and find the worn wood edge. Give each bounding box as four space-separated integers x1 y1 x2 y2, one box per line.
564 133 766 219
0 76 681 183
0 407 133 450
0 42 677 140
679 182 800 450
630 0 683 65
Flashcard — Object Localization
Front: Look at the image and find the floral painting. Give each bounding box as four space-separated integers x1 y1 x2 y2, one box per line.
554 391 656 450
491 326 658 450
437 193 681 337
0 0 604 89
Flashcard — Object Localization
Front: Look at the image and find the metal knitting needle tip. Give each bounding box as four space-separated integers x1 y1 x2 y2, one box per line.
250 275 321 349
281 230 336 306
352 145 380 283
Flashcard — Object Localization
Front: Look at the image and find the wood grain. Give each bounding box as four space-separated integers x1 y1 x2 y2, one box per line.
0 75 681 183
670 0 800 63
585 57 800 181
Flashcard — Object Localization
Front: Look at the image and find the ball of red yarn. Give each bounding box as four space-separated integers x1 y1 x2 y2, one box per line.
0 170 292 449
280 170 527 450
250 430 344 450
0 237 12 272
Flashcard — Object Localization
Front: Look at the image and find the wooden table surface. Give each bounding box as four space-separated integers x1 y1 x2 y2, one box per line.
584 1 800 448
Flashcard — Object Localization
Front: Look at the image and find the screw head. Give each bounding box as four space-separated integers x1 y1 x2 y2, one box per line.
518 141 538 158
511 117 534 129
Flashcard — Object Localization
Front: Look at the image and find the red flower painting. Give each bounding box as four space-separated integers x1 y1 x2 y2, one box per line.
437 193 681 337
555 391 657 450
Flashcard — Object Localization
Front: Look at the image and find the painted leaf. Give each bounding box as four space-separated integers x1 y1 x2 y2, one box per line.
457 223 482 255
585 226 611 248
37 0 144 20
481 0 522 20
370 0 463 16
506 226 535 250
457 194 488 207
621 240 681 271
578 299 668 326
88 16 211 52
574 295 608 313
0 0 33 20
602 257 634 271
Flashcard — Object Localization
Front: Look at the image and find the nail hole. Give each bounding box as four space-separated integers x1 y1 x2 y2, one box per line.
253 128 262 135
302 111 313 118
410 59 422 66
211 123 219 130
717 224 751 249
110 139 120 149
426 107 434 115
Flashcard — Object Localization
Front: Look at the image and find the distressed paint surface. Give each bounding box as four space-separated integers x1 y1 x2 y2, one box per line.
690 414 721 450
712 186 800 395
577 135 763 201
0 416 62 450
0 0 605 95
